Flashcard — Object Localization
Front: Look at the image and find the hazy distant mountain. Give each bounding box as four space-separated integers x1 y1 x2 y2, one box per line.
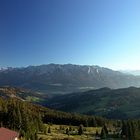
0 64 140 94
121 70 140 76
45 87 140 119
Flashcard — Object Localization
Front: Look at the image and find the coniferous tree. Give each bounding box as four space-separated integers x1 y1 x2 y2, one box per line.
128 121 133 138
100 127 106 139
91 118 97 127
78 124 83 135
48 126 51 133
103 124 108 134
69 125 72 131
35 132 38 140
95 130 99 137
66 128 69 135
121 121 127 138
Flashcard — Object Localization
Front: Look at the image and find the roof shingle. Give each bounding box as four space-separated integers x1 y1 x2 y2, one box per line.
0 127 19 140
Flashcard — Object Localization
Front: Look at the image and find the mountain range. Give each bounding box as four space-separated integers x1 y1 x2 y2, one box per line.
121 70 140 76
0 64 140 94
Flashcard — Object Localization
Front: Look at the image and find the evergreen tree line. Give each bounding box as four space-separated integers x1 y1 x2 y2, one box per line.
121 120 140 140
99 120 140 139
0 97 43 140
43 109 107 127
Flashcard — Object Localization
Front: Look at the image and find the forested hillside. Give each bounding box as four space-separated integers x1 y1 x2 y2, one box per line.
1 97 140 140
0 98 42 139
0 97 108 139
46 87 140 119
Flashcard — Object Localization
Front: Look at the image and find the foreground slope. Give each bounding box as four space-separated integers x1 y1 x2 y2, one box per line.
1 87 140 139
46 87 140 119
0 94 107 139
0 64 140 94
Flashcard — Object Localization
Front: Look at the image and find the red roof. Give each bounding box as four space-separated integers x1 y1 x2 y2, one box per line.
0 127 19 140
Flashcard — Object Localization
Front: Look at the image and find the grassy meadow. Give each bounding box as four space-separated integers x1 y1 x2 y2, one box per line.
38 124 122 140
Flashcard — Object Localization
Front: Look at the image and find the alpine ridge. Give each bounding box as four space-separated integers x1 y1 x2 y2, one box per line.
0 64 140 94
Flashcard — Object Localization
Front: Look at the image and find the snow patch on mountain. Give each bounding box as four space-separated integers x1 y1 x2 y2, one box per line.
88 66 91 74
96 68 99 74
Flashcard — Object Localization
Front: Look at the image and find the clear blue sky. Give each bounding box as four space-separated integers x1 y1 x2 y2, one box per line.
0 0 140 70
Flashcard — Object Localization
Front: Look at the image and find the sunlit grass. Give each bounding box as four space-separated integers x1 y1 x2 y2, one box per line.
38 124 102 140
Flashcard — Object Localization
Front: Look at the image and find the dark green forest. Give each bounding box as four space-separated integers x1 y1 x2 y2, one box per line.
0 97 107 139
46 87 140 119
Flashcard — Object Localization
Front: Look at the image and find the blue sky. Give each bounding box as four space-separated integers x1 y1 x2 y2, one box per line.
0 0 140 70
